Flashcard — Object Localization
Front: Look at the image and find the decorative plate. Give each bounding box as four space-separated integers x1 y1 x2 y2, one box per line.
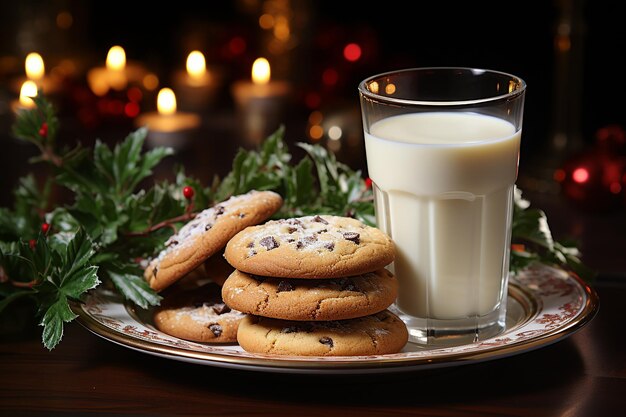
73 265 598 374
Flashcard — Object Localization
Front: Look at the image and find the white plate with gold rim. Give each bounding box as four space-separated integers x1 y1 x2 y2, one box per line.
73 265 598 374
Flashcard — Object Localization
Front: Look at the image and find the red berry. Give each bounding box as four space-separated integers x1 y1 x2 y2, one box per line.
364 178 373 189
39 122 48 138
183 186 195 200
29 239 37 249
41 223 50 234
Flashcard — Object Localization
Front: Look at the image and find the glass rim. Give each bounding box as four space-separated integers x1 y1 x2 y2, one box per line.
358 67 527 107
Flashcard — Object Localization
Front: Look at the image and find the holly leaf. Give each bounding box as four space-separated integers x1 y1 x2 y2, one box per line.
60 228 96 286
105 262 161 309
40 294 77 350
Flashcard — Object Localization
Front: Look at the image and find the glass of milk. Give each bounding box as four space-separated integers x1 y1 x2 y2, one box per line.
358 68 526 346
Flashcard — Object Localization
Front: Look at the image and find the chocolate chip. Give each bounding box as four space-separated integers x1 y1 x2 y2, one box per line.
239 213 246 218
313 215 328 225
287 226 297 234
260 236 279 251
214 205 225 216
319 337 333 347
153 267 158 278
166 239 178 247
286 238 295 243
246 241 255 248
324 242 335 251
296 241 304 249
248 250 257 257
340 279 358 292
277 280 295 292
316 229 327 234
286 218 302 226
343 232 360 244
212 303 231 315
208 323 222 337
304 235 317 243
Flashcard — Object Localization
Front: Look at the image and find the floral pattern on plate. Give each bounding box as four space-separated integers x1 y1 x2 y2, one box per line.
75 264 598 373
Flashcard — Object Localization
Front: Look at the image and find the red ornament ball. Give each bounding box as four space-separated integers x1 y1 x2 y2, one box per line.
558 148 625 211
183 186 195 200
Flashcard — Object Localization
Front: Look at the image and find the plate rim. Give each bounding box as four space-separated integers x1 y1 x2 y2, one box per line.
72 266 599 372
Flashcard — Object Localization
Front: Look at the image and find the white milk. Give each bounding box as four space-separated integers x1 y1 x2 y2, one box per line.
365 112 520 320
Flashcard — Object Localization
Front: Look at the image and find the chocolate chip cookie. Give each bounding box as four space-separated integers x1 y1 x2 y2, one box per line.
236 310 408 356
154 283 245 343
144 190 283 292
224 215 395 278
222 269 398 321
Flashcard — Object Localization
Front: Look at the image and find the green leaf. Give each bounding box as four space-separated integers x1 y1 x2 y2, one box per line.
292 157 314 206
40 294 77 350
61 229 95 286
12 94 59 147
106 264 161 308
130 144 174 191
60 265 99 299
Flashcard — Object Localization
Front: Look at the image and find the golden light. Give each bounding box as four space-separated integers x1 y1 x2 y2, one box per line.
385 83 396 95
25 53 44 81
369 81 379 94
106 46 126 71
19 80 38 108
186 51 206 79
309 125 323 140
259 13 275 29
157 88 177 116
143 73 159 91
273 16 290 41
252 58 271 85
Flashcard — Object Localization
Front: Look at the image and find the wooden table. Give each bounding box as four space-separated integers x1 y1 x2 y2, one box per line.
0 275 623 416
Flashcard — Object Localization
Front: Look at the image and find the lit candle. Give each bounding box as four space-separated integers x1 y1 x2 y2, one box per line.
12 52 61 95
135 87 201 149
25 52 44 81
172 50 222 112
87 45 148 96
231 57 290 146
11 80 38 113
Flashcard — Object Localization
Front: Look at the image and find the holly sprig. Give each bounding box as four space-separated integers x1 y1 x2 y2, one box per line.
0 97 373 350
0 96 593 351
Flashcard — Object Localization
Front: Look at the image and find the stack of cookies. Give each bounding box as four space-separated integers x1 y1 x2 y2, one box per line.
146 190 283 343
222 215 409 356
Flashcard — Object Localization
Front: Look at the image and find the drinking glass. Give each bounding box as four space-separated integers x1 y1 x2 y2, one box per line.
358 67 526 346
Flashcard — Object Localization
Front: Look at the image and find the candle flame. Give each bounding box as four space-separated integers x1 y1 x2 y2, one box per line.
25 53 45 81
252 58 270 85
19 80 38 108
157 88 176 116
186 51 206 79
106 46 126 71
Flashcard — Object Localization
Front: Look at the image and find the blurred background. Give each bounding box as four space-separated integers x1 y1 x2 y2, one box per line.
0 0 624 271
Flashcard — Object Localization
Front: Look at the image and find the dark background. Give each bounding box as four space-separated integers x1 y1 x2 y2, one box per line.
1 1 623 151
0 0 624 273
